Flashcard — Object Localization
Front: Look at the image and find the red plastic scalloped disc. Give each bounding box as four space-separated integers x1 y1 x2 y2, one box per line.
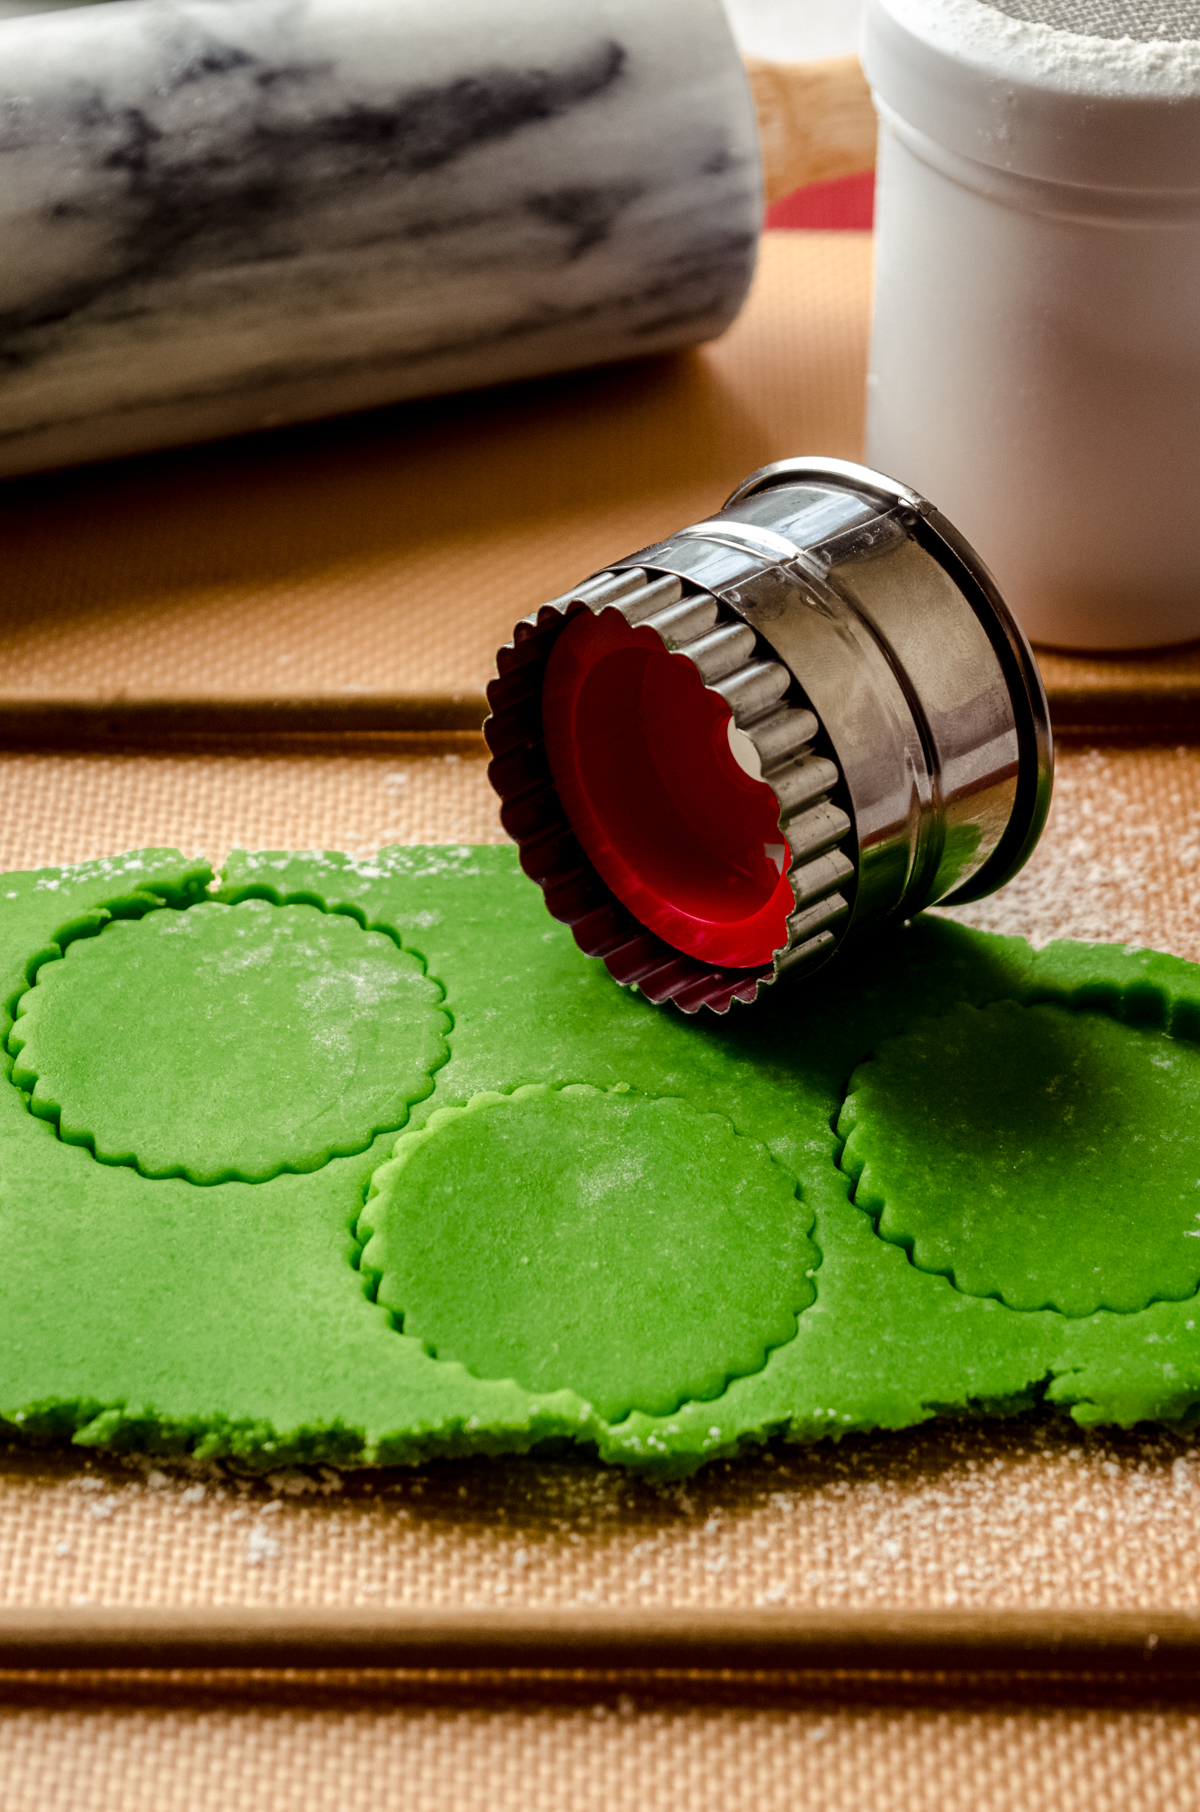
542 607 793 968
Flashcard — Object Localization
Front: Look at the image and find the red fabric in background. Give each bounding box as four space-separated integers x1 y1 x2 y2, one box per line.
765 169 875 230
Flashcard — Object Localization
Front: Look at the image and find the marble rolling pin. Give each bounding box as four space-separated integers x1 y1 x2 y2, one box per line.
0 0 875 478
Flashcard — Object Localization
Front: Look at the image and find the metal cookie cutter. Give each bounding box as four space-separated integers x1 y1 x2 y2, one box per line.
486 457 1053 1014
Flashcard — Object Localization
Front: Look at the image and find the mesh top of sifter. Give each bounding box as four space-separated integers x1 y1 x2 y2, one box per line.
983 0 1200 40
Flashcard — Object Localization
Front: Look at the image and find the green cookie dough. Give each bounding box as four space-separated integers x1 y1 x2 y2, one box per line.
1 843 1200 1475
838 1000 1200 1318
360 1084 817 1422
8 899 448 1184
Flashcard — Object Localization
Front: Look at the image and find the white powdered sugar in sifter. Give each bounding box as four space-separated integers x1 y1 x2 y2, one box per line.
863 0 1200 650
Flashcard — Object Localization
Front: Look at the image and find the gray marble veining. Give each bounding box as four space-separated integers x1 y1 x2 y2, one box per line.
0 0 761 475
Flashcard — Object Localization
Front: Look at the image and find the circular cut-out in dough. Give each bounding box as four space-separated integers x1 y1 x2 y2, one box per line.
8 899 448 1184
359 1084 818 1423
838 999 1200 1317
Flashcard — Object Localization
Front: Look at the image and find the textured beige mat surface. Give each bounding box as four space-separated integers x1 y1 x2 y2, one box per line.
5 226 1196 739
0 738 1196 958
5 1698 1200 1812
2 1408 1200 1614
0 233 872 726
0 739 497 873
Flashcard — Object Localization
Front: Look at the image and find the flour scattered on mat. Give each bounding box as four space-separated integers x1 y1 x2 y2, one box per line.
9 1422 1200 1611
246 1523 281 1566
939 747 1200 958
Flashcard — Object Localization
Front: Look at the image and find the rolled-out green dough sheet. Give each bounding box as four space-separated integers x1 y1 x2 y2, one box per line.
2 843 1200 1476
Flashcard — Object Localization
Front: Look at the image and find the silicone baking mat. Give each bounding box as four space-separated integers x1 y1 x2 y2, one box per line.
0 234 872 733
2 230 1194 741
3 231 1200 1811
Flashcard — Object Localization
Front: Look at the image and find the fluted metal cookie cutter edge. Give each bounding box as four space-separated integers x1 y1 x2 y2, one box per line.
485 456 1053 1014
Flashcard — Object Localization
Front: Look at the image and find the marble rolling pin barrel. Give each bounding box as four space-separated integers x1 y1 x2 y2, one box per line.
0 0 875 477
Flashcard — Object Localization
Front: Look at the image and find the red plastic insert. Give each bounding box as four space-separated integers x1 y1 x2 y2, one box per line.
542 607 794 968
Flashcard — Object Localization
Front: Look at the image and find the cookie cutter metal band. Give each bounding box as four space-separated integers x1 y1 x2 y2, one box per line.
486 457 1053 1012
628 457 1054 926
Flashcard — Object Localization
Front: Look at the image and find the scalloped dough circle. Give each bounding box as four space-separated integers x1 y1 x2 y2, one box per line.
838 999 1200 1317
360 1084 818 1423
8 899 448 1183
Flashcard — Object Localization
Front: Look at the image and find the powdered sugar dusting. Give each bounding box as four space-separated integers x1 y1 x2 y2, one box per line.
937 744 1200 959
887 0 1200 92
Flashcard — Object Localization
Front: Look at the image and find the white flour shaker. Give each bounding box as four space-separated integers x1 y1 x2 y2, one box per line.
863 0 1200 649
